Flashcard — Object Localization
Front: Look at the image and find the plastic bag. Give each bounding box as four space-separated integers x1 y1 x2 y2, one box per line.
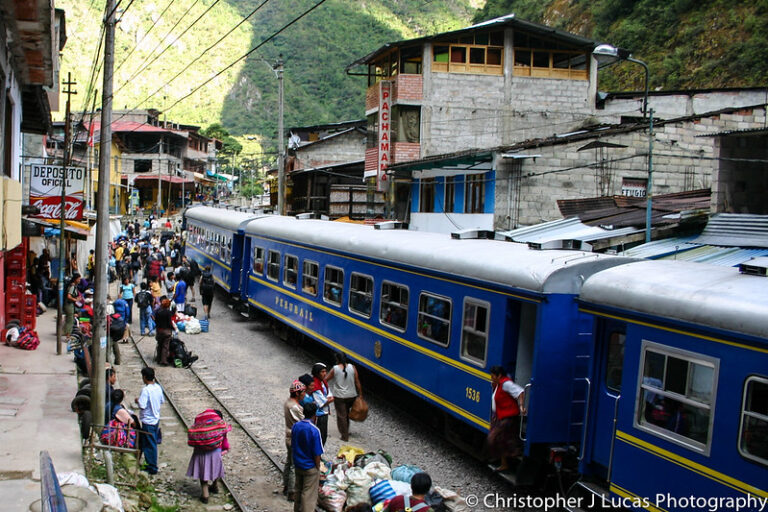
356 452 390 468
318 485 346 512
389 479 412 497
338 445 365 464
346 467 372 507
185 317 201 334
391 464 423 484
363 461 391 481
349 396 368 422
435 486 471 512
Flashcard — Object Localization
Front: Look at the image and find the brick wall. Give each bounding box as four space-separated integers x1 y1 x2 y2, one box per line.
493 106 767 228
365 148 378 173
393 142 420 164
366 84 378 112
394 74 423 102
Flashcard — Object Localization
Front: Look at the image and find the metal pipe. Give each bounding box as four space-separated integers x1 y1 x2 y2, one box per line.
645 109 654 243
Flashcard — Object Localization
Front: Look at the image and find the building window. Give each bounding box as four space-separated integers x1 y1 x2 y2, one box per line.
253 247 264 275
444 176 455 212
739 376 768 466
349 273 373 318
461 299 489 365
513 32 588 80
366 114 378 149
417 293 451 346
302 260 318 296
323 265 344 306
267 250 280 282
420 178 435 213
392 106 420 144
283 255 298 289
135 159 152 173
368 46 423 86
380 281 408 331
432 31 503 75
636 343 718 453
465 174 485 213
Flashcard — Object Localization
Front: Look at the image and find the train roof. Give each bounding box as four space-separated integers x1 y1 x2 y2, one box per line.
184 205 264 232
243 216 634 294
580 260 768 340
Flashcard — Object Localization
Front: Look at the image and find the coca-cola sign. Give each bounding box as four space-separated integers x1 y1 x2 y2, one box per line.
29 165 85 220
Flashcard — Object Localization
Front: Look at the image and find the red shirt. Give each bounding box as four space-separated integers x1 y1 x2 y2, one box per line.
386 495 430 512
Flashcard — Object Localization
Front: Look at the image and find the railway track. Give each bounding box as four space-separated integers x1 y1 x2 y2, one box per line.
128 334 287 512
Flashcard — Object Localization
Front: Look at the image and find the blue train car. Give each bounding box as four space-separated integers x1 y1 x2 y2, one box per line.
241 215 632 463
577 260 768 510
184 206 262 297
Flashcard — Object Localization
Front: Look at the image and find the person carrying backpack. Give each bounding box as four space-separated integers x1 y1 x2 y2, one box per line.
199 266 215 319
136 282 154 336
383 472 433 512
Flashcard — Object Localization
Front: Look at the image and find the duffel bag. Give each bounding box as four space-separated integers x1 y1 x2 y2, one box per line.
16 329 40 350
187 409 230 450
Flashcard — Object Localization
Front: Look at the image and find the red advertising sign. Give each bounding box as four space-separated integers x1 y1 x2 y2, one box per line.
29 164 86 220
377 81 392 192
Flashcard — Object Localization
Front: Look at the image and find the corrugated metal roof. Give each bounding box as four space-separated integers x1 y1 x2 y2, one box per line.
620 237 699 259
620 237 768 266
499 217 639 244
693 213 768 248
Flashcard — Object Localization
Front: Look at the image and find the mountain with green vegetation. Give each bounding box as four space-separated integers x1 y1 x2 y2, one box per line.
59 0 479 163
474 0 768 93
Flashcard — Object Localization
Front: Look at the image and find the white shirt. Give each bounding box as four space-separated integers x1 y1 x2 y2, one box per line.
329 364 357 399
491 379 524 414
137 382 164 426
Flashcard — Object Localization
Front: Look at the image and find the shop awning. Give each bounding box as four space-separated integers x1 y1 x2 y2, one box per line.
193 172 217 184
125 174 194 185
26 217 91 239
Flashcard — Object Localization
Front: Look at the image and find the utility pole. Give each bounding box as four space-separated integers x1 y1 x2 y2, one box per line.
92 0 117 434
274 56 285 215
56 73 76 355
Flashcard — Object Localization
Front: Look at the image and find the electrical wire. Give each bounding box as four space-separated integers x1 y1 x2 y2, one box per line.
113 0 177 74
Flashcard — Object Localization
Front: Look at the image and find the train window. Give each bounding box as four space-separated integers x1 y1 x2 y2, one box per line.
380 281 408 331
252 246 264 274
267 250 281 282
284 255 298 289
349 273 373 318
636 343 718 453
739 376 768 466
303 261 319 296
323 266 344 306
417 293 451 346
605 331 626 392
461 299 489 364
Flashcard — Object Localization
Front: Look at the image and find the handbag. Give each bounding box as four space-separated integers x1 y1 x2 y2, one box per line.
349 396 369 422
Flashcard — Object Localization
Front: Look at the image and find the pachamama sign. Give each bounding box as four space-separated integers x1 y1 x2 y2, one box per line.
377 81 391 192
29 164 85 220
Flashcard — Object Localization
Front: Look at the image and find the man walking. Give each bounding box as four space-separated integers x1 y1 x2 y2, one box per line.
135 367 164 474
283 380 306 501
291 402 323 512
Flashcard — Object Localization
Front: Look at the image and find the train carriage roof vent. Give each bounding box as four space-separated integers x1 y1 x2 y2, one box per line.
739 257 768 276
528 239 592 251
374 221 409 230
295 212 329 220
451 229 495 240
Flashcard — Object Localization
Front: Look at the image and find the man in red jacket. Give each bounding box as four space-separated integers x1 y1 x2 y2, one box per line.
487 365 526 472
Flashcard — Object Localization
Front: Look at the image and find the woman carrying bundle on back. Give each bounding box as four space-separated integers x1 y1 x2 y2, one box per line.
186 409 231 503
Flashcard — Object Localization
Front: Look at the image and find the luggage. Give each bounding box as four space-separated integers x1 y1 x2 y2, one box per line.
187 409 230 450
349 396 369 422
184 304 197 317
100 419 137 448
369 480 396 505
169 336 197 367
15 329 40 350
199 318 209 333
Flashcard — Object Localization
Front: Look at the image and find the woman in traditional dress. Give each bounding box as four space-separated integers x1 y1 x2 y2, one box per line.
186 409 230 504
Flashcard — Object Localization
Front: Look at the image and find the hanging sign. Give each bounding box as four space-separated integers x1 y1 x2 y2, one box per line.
377 80 392 192
29 164 86 220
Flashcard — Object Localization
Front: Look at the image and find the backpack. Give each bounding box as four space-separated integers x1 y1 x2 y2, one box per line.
15 328 40 350
136 290 151 309
200 272 214 294
187 409 230 450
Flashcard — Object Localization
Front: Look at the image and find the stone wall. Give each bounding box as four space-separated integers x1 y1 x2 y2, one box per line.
293 131 365 170
494 106 768 228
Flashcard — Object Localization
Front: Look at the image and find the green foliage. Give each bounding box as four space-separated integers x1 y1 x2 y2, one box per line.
475 0 768 91
201 123 243 156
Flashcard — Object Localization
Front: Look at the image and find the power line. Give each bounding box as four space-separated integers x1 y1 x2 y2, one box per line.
132 0 273 112
163 0 329 114
113 0 177 74
114 0 202 94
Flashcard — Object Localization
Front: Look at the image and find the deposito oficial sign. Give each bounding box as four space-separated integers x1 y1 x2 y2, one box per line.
29 164 86 220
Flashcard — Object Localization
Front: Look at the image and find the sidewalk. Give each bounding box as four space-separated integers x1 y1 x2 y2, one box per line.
0 313 85 511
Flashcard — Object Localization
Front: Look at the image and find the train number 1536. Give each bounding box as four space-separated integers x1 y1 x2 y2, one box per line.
465 387 481 402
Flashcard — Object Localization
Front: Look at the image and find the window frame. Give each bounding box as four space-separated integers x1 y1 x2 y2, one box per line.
348 272 374 319
634 341 719 455
323 265 345 307
252 246 264 275
416 292 452 347
266 249 281 282
738 375 768 467
283 254 298 289
302 260 319 296
379 280 409 332
465 173 485 213
459 297 490 366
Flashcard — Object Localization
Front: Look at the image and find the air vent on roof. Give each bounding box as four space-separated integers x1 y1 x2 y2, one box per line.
374 221 408 230
451 229 495 240
296 212 320 220
739 257 768 277
528 239 592 251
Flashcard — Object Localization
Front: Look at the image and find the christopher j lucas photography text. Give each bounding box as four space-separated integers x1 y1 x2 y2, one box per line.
473 493 768 511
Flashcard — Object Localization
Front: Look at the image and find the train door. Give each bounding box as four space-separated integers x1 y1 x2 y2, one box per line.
231 232 244 294
584 318 626 480
239 235 252 302
515 302 536 440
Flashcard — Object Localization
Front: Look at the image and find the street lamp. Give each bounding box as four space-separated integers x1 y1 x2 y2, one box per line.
593 43 654 242
592 44 649 119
